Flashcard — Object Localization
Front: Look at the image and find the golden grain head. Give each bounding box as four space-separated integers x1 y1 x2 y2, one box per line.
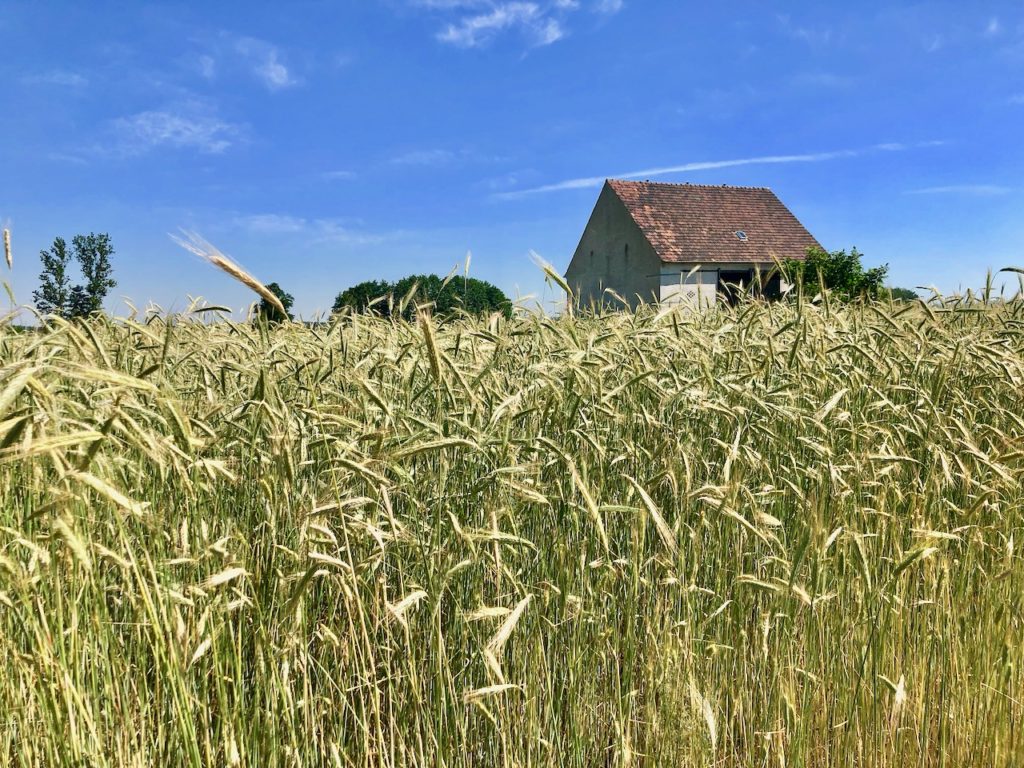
170 229 287 318
3 228 11 270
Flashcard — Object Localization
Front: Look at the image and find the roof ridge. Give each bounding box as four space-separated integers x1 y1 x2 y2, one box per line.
608 178 774 192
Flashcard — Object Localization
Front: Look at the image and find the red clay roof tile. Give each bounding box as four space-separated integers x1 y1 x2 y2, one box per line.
607 179 822 264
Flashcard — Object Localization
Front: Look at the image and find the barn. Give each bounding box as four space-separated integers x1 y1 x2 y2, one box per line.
564 180 823 309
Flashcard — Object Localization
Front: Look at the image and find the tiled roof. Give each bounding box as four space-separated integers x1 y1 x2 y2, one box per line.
607 179 822 264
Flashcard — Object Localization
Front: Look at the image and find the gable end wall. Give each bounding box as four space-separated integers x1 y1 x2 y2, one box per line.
564 183 661 309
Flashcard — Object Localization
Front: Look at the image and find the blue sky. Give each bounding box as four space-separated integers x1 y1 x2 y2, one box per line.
2 1 1023 316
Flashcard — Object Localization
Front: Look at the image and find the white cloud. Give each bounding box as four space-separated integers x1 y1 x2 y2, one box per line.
314 220 392 245
231 214 390 245
534 18 565 45
985 17 1001 37
391 148 458 166
389 147 506 168
256 50 296 90
495 143 926 198
438 3 543 47
196 54 216 79
777 14 832 46
791 72 853 88
593 0 622 14
322 169 357 180
234 37 300 91
22 70 88 87
407 0 487 7
234 214 308 233
422 0 614 48
46 151 90 165
412 0 489 8
112 108 241 154
187 35 300 90
907 185 1011 196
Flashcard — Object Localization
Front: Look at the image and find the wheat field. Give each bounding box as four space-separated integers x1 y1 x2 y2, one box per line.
1 291 1023 766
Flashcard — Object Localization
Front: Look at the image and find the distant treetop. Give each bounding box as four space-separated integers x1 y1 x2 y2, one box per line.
333 280 395 317
786 247 888 300
33 233 116 320
257 282 295 323
333 274 511 320
886 286 921 302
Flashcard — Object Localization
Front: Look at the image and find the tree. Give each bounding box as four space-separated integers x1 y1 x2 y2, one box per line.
71 233 116 317
332 280 394 317
455 276 512 317
257 282 295 323
67 285 93 319
886 286 920 302
390 274 513 320
33 232 117 319
391 275 449 317
786 247 888 300
32 237 73 317
333 275 512 321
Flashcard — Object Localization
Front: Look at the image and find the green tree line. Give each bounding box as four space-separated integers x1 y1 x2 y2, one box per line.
333 274 513 319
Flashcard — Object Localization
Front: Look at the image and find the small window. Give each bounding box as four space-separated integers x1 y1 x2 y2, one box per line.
735 230 748 242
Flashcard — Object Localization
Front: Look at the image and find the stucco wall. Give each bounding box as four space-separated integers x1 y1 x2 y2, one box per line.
659 266 718 308
564 184 661 309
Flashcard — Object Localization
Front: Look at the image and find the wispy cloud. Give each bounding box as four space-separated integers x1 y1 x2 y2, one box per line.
257 51 296 90
185 35 300 90
21 70 88 87
791 72 854 88
314 221 394 245
1008 94 1024 105
924 33 944 53
235 37 300 90
437 3 556 47
907 184 1011 196
321 169 357 180
195 54 216 80
46 151 90 166
495 143 917 198
985 17 1001 37
389 147 505 167
111 107 242 155
390 148 458 166
777 14 833 46
412 0 489 8
418 0 619 48
235 213 308 233
231 213 391 244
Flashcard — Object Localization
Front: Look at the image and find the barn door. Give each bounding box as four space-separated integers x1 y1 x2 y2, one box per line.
718 270 753 306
